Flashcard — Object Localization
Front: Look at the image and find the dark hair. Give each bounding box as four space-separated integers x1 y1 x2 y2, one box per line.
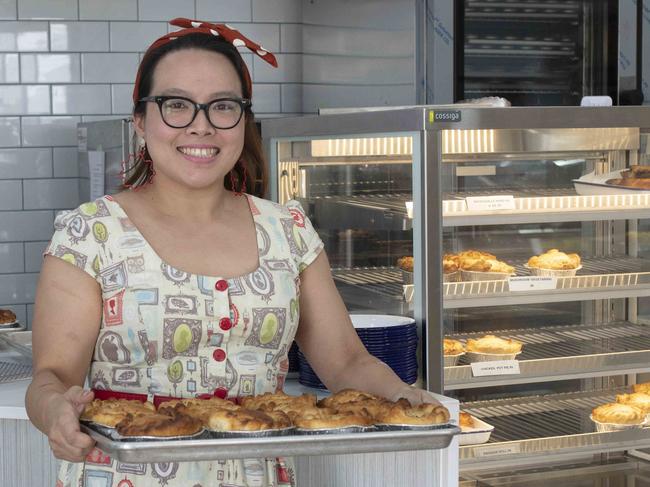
123 33 267 197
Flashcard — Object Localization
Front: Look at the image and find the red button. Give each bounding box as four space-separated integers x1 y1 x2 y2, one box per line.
212 348 226 362
215 279 228 292
219 317 232 330
214 387 228 399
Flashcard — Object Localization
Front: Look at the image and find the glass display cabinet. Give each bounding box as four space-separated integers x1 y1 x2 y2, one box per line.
262 106 650 484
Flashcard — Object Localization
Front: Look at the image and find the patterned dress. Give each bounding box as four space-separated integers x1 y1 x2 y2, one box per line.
45 193 324 487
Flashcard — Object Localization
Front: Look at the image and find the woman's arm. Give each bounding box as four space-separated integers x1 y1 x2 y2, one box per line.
25 255 103 461
295 251 436 404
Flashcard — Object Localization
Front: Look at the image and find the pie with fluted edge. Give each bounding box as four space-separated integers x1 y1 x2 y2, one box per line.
318 389 381 408
527 249 581 270
466 335 522 355
207 407 276 431
457 250 514 274
116 410 203 437
444 338 464 356
374 403 450 426
293 408 373 429
591 403 645 425
80 398 156 427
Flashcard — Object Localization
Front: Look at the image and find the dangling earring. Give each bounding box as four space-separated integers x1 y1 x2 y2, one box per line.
229 160 248 195
137 144 156 186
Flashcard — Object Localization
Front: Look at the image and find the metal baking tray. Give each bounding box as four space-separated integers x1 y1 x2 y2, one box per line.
81 423 460 462
0 322 24 333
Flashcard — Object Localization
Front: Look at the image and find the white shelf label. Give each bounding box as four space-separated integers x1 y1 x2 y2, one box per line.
475 443 522 457
471 360 520 377
508 276 557 291
465 195 515 211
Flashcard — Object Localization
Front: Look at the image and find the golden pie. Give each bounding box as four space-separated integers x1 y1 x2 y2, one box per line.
293 408 372 429
318 389 381 408
443 254 459 274
374 403 450 426
458 250 514 274
527 249 581 270
616 392 650 413
466 335 522 355
116 410 202 437
80 398 156 427
591 403 645 425
240 391 316 411
0 309 16 324
207 408 276 432
633 382 650 394
397 256 413 272
459 412 475 429
444 338 464 356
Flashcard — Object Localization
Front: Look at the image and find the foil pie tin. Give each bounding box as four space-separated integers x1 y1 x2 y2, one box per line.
207 427 295 438
111 428 207 442
82 420 207 441
465 351 521 362
373 423 451 432
294 425 373 435
589 414 645 433
443 353 464 367
460 270 514 282
524 264 582 278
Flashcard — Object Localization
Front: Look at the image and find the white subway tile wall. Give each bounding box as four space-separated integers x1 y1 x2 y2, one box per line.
0 0 306 328
0 0 416 328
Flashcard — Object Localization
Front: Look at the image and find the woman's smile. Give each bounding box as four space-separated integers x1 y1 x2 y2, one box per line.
177 144 221 163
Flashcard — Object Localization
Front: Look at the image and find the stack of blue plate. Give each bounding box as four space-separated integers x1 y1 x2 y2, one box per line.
298 314 418 390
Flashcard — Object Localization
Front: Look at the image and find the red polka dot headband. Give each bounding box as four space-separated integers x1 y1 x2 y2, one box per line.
133 17 278 103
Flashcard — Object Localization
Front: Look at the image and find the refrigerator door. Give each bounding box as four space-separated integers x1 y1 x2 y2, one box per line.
77 118 133 199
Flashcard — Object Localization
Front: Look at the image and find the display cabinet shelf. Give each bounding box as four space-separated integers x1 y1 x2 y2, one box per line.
445 256 650 308
445 322 650 389
461 388 650 468
445 190 650 226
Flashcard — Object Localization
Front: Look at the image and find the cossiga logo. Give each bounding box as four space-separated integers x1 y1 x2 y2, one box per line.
429 110 461 123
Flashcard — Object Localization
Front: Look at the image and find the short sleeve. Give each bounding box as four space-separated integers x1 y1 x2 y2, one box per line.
285 200 324 273
43 208 101 279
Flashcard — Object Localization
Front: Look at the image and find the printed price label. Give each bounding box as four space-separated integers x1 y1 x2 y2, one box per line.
465 195 515 211
475 443 521 458
508 276 557 291
471 360 520 377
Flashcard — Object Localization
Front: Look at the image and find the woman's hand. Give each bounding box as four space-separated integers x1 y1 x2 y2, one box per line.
389 385 443 407
43 386 96 462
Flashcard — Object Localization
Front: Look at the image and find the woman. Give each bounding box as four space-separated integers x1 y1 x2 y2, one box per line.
26 18 438 487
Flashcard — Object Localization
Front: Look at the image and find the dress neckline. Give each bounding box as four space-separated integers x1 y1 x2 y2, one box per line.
103 193 262 280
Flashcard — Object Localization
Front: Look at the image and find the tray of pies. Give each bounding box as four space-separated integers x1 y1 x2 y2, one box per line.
80 389 460 462
573 167 650 195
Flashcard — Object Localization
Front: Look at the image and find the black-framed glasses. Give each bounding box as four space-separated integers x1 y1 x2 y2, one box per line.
139 95 251 129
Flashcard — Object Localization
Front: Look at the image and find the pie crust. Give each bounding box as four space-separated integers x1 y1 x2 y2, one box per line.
466 335 522 354
527 249 581 270
591 402 645 425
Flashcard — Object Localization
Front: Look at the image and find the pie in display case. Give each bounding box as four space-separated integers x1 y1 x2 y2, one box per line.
262 106 650 483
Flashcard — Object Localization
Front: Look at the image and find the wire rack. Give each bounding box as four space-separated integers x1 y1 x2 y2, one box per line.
332 267 404 299
315 193 411 214
463 389 625 443
0 361 32 383
445 256 650 299
450 322 650 362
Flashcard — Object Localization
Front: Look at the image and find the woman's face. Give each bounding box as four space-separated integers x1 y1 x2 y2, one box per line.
134 48 246 191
